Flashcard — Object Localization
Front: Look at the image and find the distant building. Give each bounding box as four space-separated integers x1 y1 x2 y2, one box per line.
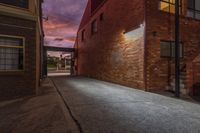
0 0 44 100
75 0 200 95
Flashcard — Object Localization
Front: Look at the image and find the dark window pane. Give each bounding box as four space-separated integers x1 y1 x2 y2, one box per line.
161 41 171 57
0 0 29 9
0 48 24 70
0 36 24 70
187 9 195 17
100 13 104 21
171 42 183 58
91 20 97 34
188 0 194 9
18 49 24 69
187 0 200 20
160 41 183 58
81 30 85 41
195 0 200 10
171 42 175 57
196 11 200 19
0 36 23 47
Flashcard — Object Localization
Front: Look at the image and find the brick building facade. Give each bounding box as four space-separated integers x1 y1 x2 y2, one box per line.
75 0 200 95
0 0 44 100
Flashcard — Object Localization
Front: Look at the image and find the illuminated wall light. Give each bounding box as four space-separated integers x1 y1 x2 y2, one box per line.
124 24 144 40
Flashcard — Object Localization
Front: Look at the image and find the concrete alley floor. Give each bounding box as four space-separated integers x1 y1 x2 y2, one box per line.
0 78 79 133
51 76 200 133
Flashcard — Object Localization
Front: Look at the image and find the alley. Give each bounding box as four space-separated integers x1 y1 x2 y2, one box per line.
51 76 200 133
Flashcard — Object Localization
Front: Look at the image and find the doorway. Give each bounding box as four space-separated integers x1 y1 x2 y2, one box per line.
43 46 75 77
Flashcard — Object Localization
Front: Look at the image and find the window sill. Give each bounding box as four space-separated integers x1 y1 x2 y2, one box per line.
0 3 29 11
159 10 200 22
159 10 177 16
0 4 36 21
0 70 25 76
160 56 184 59
182 16 200 22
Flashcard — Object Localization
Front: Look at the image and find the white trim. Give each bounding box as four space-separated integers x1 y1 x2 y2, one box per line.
0 22 34 30
0 4 36 21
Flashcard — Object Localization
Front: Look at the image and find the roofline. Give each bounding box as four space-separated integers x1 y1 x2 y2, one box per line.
91 0 108 16
78 0 108 32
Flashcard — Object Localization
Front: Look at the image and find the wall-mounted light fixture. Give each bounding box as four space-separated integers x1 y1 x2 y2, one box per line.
124 24 144 39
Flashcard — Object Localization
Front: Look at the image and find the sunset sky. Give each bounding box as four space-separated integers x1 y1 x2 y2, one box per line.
43 0 87 48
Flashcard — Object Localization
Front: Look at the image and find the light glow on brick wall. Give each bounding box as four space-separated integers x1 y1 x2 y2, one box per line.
124 24 144 40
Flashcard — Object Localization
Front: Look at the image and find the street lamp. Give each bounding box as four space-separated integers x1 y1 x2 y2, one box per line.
175 0 180 97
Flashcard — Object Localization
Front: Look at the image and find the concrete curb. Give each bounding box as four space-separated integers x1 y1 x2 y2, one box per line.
48 78 81 133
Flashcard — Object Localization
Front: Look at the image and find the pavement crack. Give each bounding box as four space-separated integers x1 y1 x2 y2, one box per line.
50 78 84 133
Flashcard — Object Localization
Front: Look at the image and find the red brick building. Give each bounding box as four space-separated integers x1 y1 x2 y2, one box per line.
0 0 44 100
75 0 200 95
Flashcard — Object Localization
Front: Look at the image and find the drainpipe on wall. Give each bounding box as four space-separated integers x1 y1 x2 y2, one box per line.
75 36 79 76
144 0 148 91
175 0 180 97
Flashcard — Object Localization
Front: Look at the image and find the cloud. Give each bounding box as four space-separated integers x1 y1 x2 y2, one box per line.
43 0 87 48
54 38 64 41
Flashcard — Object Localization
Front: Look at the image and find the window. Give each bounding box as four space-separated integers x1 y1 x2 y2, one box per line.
0 0 29 9
91 20 98 35
160 40 183 58
160 0 182 14
0 35 24 71
100 13 104 21
81 30 85 41
187 0 200 20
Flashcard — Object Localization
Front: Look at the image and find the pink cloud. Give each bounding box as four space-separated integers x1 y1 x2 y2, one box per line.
43 0 87 48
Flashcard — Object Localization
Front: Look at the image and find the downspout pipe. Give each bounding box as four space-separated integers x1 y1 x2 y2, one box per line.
175 0 180 97
144 0 148 91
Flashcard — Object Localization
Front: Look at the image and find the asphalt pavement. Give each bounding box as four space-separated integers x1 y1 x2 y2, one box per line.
51 76 200 133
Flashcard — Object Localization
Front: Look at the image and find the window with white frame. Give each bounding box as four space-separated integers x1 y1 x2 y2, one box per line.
0 35 24 71
187 0 200 20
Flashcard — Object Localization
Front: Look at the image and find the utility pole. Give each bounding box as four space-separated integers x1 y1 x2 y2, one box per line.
175 0 180 97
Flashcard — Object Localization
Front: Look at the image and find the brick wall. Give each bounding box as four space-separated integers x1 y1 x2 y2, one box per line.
145 0 200 92
0 15 37 101
77 0 146 89
77 0 200 93
193 62 200 85
186 55 200 95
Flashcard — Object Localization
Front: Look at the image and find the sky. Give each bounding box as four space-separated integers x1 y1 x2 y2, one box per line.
43 0 87 48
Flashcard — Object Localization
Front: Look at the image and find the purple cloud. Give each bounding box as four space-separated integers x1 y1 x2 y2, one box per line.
43 0 87 48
